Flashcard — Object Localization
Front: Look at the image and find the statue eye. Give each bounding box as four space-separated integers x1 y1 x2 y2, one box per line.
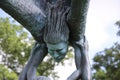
48 49 53 53
56 49 63 52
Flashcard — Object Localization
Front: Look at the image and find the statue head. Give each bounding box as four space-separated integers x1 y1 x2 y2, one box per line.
44 0 69 62
46 42 68 62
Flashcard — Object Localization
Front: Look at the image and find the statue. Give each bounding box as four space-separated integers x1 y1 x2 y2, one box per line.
0 0 91 80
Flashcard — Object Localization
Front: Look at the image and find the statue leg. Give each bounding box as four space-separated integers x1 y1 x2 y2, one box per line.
19 42 48 80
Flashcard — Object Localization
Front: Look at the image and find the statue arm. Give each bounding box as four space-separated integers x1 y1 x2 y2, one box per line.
0 0 46 42
68 0 90 41
19 42 50 80
68 37 91 80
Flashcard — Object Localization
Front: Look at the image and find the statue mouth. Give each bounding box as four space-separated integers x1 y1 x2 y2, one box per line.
54 56 64 62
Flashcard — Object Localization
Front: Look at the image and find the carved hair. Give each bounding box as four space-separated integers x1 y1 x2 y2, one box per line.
44 0 70 44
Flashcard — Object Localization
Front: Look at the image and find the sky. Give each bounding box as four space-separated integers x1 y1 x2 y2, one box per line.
86 0 120 59
0 0 120 80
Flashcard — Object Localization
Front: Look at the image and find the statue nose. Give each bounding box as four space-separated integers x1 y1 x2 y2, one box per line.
53 51 59 58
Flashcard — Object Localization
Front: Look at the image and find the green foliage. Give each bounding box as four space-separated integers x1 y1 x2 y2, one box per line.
92 43 120 80
0 17 32 75
0 64 18 80
93 69 107 80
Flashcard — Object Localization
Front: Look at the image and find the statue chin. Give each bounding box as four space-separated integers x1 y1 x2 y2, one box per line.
54 56 65 62
54 59 62 63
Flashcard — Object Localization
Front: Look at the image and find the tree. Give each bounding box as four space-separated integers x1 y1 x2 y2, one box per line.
92 43 120 80
0 64 18 80
0 17 33 74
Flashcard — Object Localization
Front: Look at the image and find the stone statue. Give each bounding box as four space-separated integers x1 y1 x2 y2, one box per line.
0 0 91 80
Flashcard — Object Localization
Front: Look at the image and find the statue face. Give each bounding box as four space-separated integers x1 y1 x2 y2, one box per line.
47 42 68 62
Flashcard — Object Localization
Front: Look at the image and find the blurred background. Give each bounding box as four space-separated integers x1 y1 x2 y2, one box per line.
0 0 120 80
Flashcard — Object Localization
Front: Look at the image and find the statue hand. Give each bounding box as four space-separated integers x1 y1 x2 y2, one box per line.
67 70 81 80
36 76 51 80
